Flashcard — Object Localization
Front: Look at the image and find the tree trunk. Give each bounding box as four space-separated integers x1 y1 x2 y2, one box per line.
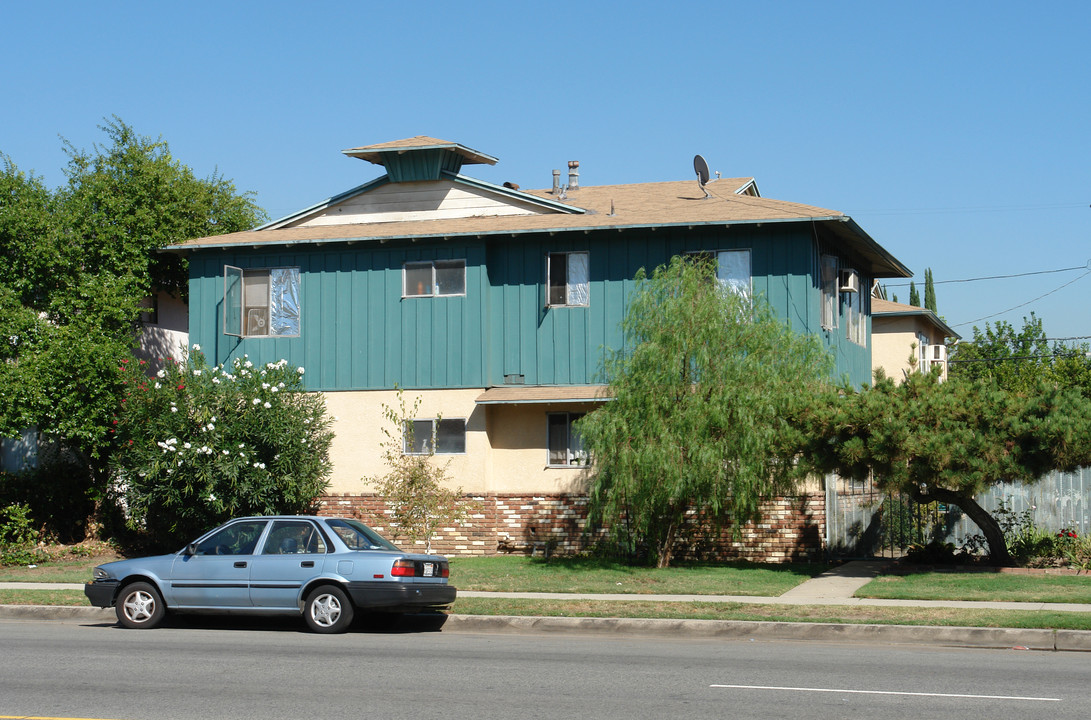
656 522 676 568
921 486 1013 567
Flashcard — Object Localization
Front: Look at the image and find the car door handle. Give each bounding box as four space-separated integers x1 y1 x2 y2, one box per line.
300 561 315 568
234 561 247 568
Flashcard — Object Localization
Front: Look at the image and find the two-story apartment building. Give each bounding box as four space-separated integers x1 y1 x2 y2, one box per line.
166 136 910 559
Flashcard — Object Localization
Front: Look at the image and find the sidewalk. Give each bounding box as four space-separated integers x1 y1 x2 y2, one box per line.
3 561 1091 650
3 561 1091 612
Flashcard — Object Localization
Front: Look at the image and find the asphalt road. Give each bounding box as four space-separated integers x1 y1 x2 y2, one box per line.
2 616 1090 720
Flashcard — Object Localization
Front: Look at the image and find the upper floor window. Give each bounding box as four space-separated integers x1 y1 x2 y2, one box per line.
687 249 751 297
404 260 466 297
547 412 588 466
844 275 865 346
404 418 466 455
224 266 300 338
547 252 589 307
820 254 838 330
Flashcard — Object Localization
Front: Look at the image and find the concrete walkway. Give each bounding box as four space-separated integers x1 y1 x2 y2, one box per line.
4 561 1091 613
4 561 1091 650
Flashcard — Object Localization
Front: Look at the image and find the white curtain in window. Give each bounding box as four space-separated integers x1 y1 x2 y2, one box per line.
567 252 589 305
716 250 750 297
269 268 301 336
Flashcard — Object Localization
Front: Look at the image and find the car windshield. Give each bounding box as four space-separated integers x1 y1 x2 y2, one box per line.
326 518 399 551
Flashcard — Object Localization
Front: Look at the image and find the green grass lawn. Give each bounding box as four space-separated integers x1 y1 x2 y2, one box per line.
448 555 826 596
858 570 1091 604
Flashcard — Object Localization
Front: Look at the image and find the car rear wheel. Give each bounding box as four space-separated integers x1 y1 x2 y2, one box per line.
116 582 166 629
304 585 354 633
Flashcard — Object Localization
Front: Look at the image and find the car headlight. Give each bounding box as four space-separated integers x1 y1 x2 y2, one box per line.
92 567 112 581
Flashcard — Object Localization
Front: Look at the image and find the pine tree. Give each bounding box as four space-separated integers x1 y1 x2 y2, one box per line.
909 281 920 307
924 268 937 313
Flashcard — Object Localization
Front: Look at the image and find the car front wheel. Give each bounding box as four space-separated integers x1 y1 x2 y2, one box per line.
304 585 354 633
116 582 166 629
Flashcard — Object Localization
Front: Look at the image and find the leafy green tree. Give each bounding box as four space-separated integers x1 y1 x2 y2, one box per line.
576 256 833 567
111 349 334 548
793 372 1091 565
0 119 266 534
909 281 920 307
370 389 473 553
951 314 1091 399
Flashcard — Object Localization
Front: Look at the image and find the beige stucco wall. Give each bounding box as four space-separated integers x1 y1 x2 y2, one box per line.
872 316 946 384
323 388 487 495
322 390 596 496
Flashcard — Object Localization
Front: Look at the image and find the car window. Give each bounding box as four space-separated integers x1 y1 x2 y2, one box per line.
194 520 267 556
261 520 327 554
326 518 399 551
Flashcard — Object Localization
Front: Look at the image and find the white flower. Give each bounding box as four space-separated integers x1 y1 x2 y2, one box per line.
263 402 271 409
238 443 245 448
262 383 270 390
212 377 221 384
222 450 229 455
171 406 178 413
154 382 161 389
271 386 279 393
252 398 261 405
297 367 305 375
183 442 192 449
244 360 253 369
192 343 201 352
193 370 202 376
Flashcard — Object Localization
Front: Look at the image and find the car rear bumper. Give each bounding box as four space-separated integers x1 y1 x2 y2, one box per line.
84 581 120 608
345 581 456 611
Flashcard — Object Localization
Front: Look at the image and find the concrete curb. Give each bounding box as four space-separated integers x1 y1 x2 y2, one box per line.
4 604 1090 651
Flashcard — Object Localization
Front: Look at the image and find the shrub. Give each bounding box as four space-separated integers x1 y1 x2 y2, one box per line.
110 347 334 549
0 503 46 566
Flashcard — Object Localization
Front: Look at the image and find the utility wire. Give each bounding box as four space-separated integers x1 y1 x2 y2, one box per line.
951 270 1091 328
885 261 1091 288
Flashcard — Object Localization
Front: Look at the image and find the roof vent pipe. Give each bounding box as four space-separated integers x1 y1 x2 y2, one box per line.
568 160 579 190
552 169 561 194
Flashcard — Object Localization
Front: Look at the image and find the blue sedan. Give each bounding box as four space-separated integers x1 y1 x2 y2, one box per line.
84 515 456 633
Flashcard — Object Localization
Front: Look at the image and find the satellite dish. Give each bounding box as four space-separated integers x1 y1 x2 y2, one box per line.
693 154 711 199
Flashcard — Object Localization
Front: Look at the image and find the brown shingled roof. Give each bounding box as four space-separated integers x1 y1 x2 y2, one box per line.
169 179 843 249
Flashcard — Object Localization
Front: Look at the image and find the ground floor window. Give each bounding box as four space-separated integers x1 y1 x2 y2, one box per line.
547 412 587 466
404 418 466 455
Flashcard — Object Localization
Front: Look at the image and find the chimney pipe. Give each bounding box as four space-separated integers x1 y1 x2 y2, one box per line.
568 160 580 190
552 169 561 194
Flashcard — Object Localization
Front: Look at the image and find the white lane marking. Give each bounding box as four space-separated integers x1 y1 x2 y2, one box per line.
709 685 1061 702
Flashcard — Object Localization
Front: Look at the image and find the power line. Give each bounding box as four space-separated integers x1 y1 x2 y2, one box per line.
885 261 1091 288
951 270 1091 328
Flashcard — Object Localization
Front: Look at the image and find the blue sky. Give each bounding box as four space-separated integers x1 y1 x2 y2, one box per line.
4 1 1089 341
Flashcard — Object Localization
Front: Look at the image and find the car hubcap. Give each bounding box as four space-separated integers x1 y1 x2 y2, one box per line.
311 594 342 627
123 591 155 623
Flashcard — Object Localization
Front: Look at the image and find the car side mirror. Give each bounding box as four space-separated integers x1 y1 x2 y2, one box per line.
185 543 198 556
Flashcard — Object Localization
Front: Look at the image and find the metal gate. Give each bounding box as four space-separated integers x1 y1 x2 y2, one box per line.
825 469 1091 560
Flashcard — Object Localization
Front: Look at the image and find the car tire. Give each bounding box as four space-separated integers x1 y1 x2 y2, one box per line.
303 585 354 634
116 581 166 629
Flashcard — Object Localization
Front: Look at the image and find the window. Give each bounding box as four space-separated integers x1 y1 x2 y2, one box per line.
404 418 466 455
261 520 327 554
224 266 300 337
404 260 466 297
820 254 838 330
547 412 587 466
547 252 589 307
917 332 931 372
687 249 751 297
193 520 267 556
845 282 865 346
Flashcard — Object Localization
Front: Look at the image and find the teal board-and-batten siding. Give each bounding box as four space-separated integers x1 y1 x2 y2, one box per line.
186 224 873 392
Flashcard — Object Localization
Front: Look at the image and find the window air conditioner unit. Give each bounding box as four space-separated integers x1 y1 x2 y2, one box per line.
839 269 860 294
929 344 948 363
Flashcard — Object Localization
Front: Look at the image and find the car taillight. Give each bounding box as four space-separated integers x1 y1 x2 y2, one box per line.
391 559 416 577
440 562 449 578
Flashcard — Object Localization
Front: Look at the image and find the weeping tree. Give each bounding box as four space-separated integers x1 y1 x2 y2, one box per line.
576 256 833 567
792 371 1091 566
